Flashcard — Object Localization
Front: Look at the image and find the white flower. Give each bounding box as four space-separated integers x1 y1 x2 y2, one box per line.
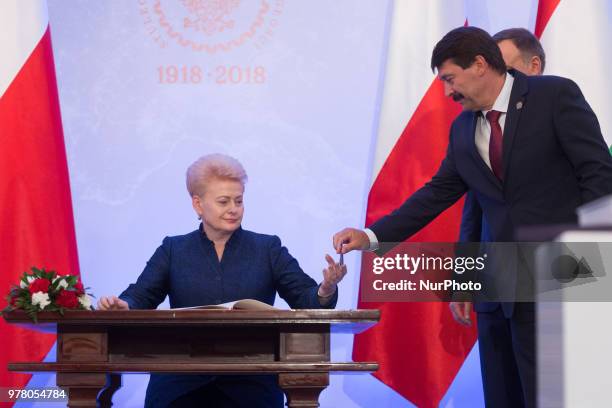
20 276 36 288
78 294 92 309
31 292 51 310
53 275 68 289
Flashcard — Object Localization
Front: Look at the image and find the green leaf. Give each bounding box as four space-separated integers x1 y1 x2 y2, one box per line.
65 275 77 286
28 309 38 323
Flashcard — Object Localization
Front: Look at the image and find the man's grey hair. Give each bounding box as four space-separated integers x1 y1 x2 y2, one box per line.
493 27 546 73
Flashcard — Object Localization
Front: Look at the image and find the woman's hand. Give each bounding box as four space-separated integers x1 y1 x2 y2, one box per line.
97 296 130 310
319 254 348 297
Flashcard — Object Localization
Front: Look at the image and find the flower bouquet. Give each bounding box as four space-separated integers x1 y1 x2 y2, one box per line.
2 267 93 322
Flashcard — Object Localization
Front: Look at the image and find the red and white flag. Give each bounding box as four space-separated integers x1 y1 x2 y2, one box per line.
537 0 612 147
352 2 478 407
0 0 80 394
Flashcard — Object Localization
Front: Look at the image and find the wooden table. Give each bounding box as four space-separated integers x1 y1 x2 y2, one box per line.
4 309 379 407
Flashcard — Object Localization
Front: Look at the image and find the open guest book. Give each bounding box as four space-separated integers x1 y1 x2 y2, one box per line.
170 298 279 311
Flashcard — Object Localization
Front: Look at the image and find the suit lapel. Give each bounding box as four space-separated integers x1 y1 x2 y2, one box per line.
502 70 529 182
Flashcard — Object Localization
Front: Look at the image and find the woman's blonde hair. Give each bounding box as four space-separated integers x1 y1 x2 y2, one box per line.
186 154 248 197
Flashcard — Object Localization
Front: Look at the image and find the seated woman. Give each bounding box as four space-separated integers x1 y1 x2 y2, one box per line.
97 153 347 408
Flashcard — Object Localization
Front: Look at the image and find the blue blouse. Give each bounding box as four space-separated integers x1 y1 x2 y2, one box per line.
119 225 337 407
120 225 337 309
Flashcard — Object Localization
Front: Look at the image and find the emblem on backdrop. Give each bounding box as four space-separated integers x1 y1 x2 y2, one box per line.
182 0 241 35
138 0 284 53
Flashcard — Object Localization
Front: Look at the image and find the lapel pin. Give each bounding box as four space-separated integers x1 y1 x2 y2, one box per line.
516 101 523 110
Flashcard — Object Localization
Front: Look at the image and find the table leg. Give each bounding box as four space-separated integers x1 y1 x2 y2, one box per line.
57 373 122 408
279 372 328 408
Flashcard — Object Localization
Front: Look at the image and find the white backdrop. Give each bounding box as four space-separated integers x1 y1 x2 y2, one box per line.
19 1 538 406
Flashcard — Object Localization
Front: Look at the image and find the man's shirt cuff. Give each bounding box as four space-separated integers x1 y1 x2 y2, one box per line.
363 228 379 251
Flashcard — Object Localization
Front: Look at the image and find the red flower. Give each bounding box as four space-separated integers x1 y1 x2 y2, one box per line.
74 281 85 295
55 289 79 309
28 278 51 294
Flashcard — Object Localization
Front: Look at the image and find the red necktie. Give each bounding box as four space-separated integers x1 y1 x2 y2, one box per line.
486 110 503 181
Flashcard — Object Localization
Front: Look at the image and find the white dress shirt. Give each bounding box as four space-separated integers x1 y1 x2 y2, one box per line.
475 73 514 170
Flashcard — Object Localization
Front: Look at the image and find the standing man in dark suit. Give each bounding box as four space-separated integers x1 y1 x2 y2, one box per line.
460 28 546 243
333 27 612 407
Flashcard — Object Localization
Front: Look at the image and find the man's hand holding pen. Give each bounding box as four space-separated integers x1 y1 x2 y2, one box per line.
333 228 370 254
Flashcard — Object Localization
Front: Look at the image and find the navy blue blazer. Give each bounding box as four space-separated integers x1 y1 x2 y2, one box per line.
370 70 612 314
119 225 337 407
459 191 484 242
